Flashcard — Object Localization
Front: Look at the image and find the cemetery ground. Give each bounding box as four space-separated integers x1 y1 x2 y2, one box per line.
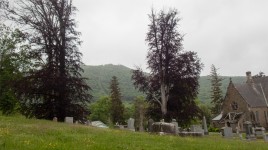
0 115 267 150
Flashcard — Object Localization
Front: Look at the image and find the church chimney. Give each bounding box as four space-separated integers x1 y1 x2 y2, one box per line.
246 71 253 83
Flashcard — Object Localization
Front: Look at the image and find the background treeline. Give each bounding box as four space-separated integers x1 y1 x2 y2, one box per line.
82 64 246 103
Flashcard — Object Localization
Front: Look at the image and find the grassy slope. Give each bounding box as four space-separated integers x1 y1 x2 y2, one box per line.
1 115 267 150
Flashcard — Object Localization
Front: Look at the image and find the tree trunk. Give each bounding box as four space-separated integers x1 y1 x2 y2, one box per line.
139 106 144 131
160 84 168 117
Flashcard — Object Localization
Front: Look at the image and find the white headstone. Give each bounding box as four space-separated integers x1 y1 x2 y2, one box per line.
53 117 58 122
65 117 73 124
127 118 135 131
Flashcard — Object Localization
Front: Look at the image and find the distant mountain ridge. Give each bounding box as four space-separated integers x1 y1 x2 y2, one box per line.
81 64 246 103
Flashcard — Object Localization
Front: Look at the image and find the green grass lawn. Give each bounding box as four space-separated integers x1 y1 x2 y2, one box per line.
0 115 267 150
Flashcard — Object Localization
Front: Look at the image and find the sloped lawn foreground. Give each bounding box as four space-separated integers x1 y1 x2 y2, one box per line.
0 115 267 150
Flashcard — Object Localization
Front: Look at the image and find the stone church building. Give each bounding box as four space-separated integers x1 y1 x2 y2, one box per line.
212 71 268 131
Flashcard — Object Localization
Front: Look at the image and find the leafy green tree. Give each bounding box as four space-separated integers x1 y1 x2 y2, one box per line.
132 8 202 122
0 24 31 115
133 96 148 131
209 64 223 115
195 99 211 127
110 76 124 124
89 96 111 124
123 102 134 121
2 0 91 121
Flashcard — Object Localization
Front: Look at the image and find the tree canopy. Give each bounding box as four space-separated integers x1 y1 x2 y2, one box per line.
1 0 91 121
0 24 31 115
89 96 111 124
132 8 202 124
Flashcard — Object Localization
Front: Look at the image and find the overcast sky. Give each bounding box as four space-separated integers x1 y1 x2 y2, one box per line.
73 0 268 76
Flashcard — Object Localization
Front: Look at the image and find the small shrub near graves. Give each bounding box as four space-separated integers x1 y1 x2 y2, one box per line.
208 126 220 132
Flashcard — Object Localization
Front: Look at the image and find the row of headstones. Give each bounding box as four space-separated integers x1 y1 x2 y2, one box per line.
53 117 79 124
53 116 136 131
222 124 268 141
148 116 208 136
55 116 209 137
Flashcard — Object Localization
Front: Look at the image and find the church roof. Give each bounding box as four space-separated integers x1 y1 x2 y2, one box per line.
233 76 268 107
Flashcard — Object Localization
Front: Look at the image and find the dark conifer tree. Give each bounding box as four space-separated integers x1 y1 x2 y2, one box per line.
110 76 124 124
209 64 223 115
132 8 202 123
1 0 91 121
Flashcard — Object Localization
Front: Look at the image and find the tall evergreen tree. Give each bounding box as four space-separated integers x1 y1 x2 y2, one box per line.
132 8 202 123
1 0 91 121
110 76 124 124
209 64 223 115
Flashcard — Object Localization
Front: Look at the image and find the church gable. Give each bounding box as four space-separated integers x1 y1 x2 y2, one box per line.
222 80 249 115
219 71 268 129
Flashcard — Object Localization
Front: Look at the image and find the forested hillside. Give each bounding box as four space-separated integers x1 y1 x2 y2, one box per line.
82 64 144 101
82 64 246 103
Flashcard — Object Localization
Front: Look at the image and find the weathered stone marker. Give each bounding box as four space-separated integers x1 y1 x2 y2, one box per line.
221 127 233 138
65 117 73 124
202 116 208 135
191 125 204 135
148 118 154 132
127 118 135 131
171 119 179 134
53 117 58 122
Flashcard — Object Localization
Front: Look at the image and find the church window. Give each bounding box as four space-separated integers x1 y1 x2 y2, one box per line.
231 101 238 110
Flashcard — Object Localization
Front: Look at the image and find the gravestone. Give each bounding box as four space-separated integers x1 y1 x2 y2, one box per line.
171 119 179 134
148 119 154 132
202 116 208 135
190 125 204 135
264 134 268 142
221 127 233 138
255 127 265 139
127 118 135 131
152 122 176 135
65 117 73 124
243 121 256 140
53 117 58 122
86 120 91 126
